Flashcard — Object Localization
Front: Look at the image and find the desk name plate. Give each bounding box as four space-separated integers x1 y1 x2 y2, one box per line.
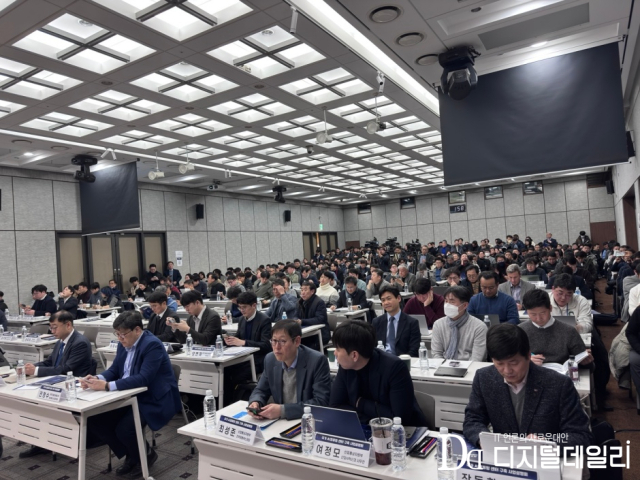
37 385 67 402
216 415 263 445
313 432 372 468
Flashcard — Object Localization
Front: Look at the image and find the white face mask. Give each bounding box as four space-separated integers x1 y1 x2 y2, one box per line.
444 303 460 318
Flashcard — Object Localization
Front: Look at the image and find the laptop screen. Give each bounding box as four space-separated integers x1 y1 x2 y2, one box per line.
309 405 368 441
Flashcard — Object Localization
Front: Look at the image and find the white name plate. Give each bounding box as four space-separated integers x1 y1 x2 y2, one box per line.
23 334 40 343
191 346 216 358
313 432 372 468
108 340 119 350
216 415 263 445
37 385 67 402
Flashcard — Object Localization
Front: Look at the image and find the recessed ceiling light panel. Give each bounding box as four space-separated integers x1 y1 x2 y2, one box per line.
369 6 401 23
416 54 438 66
396 32 424 47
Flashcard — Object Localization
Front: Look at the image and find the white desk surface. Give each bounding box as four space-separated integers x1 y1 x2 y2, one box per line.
0 335 58 347
6 316 50 325
327 308 368 318
223 323 323 335
171 347 259 364
0 376 146 413
78 307 121 314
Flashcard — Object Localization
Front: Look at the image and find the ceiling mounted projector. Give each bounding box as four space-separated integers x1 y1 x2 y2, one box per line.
439 46 480 100
178 162 195 174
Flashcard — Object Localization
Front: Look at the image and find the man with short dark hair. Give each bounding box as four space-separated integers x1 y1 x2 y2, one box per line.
81 311 181 477
264 278 299 322
76 282 92 304
170 290 221 346
403 277 445 328
431 286 487 361
330 320 427 426
89 282 102 305
145 264 163 290
24 284 57 317
253 271 274 304
163 261 182 286
366 268 390 299
461 264 480 295
206 273 226 299
297 281 330 351
247 320 331 420
146 291 176 342
57 285 79 319
317 271 339 306
332 276 368 312
468 272 519 325
372 285 421 357
463 323 591 449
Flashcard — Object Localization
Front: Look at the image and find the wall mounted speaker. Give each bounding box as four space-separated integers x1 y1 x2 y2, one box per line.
605 180 614 195
284 210 291 222
196 203 204 219
627 130 635 158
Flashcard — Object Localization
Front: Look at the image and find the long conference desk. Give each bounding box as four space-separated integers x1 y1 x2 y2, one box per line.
178 401 582 480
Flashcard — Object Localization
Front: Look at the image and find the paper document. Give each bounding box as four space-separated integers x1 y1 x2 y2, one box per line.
76 389 118 401
223 347 255 356
232 410 279 430
543 351 588 374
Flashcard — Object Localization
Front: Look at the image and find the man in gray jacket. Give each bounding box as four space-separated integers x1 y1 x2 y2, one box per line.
498 264 536 310
247 320 331 420
366 268 390 299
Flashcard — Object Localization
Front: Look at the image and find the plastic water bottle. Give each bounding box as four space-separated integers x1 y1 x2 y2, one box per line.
484 315 491 329
21 325 27 341
215 335 224 357
186 333 193 356
575 287 581 297
568 355 579 383
347 297 353 311
301 406 315 456
419 342 429 372
226 311 233 325
216 292 221 301
256 298 262 311
282 311 288 320
16 359 26 385
20 307 24 319
377 340 385 351
65 371 77 402
391 417 407 472
404 284 409 294
0 324 4 335
437 427 454 479
203 389 216 431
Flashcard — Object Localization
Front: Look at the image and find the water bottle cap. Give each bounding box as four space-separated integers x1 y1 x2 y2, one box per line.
440 427 448 434
393 417 401 424
304 406 311 413
378 340 383 345
205 389 212 396
187 333 192 337
67 371 73 375
420 342 426 348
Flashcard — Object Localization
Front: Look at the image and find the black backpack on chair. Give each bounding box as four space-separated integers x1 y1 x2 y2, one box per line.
589 418 623 480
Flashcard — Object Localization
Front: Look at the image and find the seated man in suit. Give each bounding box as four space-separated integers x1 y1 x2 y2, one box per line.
332 276 368 311
223 291 272 402
498 264 535 310
330 320 427 426
146 291 176 342
403 278 445 329
431 286 487 361
20 311 94 458
89 282 102 306
366 268 390 299
170 290 220 346
297 281 330 351
519 289 593 367
264 279 299 322
247 320 331 420
463 323 591 449
81 311 181 477
372 285 421 357
24 284 57 317
391 264 416 293
163 261 182 286
75 282 92 305
468 272 519 325
57 285 79 319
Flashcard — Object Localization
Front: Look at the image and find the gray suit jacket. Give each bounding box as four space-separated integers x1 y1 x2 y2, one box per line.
248 345 331 420
174 306 221 346
463 363 591 449
498 279 535 305
622 276 640 323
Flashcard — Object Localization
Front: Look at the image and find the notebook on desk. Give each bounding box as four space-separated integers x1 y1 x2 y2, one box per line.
433 360 471 378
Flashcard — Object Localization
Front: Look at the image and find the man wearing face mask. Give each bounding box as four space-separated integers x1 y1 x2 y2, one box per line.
431 286 487 361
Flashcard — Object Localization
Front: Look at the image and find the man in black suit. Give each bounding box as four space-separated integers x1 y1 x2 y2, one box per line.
375 246 391 272
146 291 176 342
57 285 79 319
330 320 427 426
163 261 182 286
145 264 164 290
24 284 57 317
297 281 330 351
170 290 221 346
372 285 421 357
223 291 272 402
463 324 591 449
331 276 368 312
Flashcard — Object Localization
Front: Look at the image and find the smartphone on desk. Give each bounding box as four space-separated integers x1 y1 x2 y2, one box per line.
449 361 460 367
246 406 262 416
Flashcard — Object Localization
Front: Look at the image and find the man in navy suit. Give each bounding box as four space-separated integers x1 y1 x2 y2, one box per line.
57 285 79 319
463 323 591 449
330 320 427 427
24 284 57 317
19 311 94 459
81 311 181 477
372 285 421 357
163 261 182 286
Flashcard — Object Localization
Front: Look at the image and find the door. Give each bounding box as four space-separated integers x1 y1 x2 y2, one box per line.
143 234 165 273
88 236 115 290
57 234 87 290
117 235 141 292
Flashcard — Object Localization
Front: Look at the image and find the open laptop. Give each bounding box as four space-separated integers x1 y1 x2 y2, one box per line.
310 405 368 441
410 314 430 336
522 275 540 282
432 286 449 296
119 294 130 302
479 432 561 480
554 315 577 326
486 314 500 326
